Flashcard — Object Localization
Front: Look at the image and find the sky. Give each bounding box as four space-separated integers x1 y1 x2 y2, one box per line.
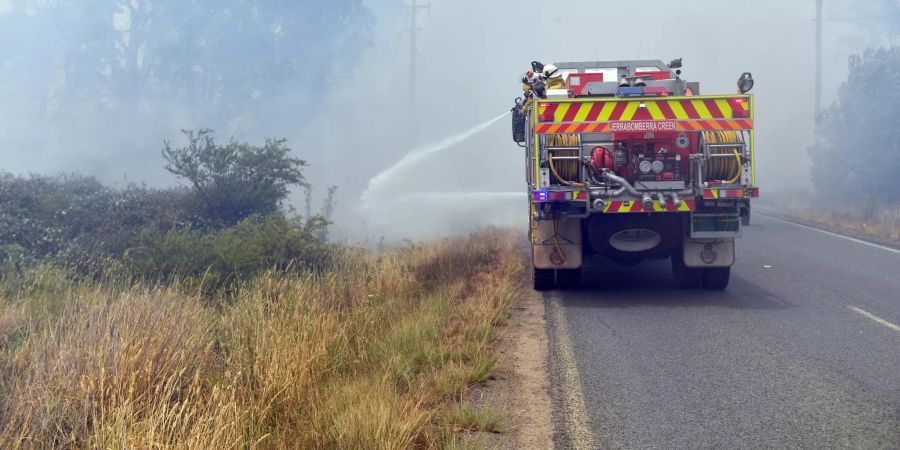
1 0 898 239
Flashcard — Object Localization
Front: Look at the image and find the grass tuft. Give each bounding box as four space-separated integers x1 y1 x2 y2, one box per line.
445 405 505 433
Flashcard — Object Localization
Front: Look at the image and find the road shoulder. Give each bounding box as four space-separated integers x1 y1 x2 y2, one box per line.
464 285 554 449
755 207 900 251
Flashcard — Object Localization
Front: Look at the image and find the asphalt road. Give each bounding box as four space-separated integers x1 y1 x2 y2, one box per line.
546 214 900 450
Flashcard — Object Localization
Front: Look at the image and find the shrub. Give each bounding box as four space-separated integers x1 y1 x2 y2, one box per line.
125 213 336 289
0 173 194 267
2 130 331 286
163 129 308 227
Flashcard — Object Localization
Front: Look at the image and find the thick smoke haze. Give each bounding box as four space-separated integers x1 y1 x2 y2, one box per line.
307 0 898 238
1 0 897 239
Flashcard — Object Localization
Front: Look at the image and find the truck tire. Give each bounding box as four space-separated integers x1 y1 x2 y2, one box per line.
671 248 703 288
556 269 581 289
703 267 731 290
533 267 555 291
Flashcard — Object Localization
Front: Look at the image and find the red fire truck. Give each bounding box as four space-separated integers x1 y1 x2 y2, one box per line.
512 59 757 290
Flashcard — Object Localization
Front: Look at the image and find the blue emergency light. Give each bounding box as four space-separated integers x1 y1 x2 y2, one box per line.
617 86 644 97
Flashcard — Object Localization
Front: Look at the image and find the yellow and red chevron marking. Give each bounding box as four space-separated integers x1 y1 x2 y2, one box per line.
703 187 761 199
534 95 753 134
602 199 695 213
535 119 753 134
537 96 751 123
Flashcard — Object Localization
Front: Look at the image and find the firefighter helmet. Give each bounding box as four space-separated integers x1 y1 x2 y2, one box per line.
543 64 560 78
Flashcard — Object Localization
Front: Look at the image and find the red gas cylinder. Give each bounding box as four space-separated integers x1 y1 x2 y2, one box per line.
591 146 615 171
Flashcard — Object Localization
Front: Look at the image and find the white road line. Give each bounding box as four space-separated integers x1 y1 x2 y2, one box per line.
547 295 596 450
848 306 900 333
758 213 900 256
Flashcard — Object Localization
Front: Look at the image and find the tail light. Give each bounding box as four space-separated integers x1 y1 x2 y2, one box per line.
731 98 750 118
533 190 588 202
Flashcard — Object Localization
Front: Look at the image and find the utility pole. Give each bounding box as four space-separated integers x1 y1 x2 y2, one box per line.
408 0 429 144
815 0 823 123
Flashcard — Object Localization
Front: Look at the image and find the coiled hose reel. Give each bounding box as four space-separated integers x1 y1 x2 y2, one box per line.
546 134 581 185
703 131 743 184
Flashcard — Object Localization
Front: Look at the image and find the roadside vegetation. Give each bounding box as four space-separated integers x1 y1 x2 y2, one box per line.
796 46 900 241
0 130 336 289
0 229 521 448
760 191 900 242
0 131 523 447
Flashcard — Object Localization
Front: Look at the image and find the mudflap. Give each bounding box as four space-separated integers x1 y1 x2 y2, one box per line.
681 238 735 268
532 218 583 270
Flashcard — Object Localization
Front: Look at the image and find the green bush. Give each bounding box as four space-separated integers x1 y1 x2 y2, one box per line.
124 213 336 288
2 131 334 288
0 173 194 267
163 129 307 227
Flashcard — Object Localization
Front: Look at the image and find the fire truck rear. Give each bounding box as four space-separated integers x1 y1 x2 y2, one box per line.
512 59 758 290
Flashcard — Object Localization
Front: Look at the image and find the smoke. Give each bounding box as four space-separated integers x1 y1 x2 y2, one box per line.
361 191 526 239
360 111 510 208
306 0 899 240
2 0 897 239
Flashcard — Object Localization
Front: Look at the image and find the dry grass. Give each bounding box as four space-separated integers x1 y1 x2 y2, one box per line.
0 229 523 449
760 192 900 242
792 210 900 241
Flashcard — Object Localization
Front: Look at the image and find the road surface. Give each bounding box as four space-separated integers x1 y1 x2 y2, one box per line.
546 213 900 449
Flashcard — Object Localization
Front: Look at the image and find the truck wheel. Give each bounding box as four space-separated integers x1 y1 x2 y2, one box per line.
671 249 703 289
556 269 581 289
533 268 555 291
703 267 731 290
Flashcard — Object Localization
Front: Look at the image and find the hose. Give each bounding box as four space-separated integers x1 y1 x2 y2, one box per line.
552 218 567 263
703 130 743 184
547 134 582 185
548 153 586 187
726 149 741 184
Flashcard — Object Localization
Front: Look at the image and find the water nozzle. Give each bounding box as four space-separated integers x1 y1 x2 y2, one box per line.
641 194 654 210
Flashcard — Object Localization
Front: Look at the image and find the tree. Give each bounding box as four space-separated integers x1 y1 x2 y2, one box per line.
0 0 372 128
810 47 900 206
162 129 307 226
